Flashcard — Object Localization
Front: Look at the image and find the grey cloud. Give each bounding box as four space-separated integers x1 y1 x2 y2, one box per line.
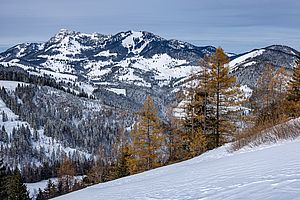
0 0 300 53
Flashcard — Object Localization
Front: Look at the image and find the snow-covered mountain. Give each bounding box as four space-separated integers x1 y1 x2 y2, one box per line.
1 30 298 92
0 29 215 88
0 30 219 119
50 137 300 200
229 45 299 87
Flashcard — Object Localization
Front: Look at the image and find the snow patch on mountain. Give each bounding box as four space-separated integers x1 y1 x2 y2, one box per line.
39 69 78 81
94 50 117 57
229 49 265 70
106 88 126 96
87 66 112 80
122 31 143 49
0 97 19 122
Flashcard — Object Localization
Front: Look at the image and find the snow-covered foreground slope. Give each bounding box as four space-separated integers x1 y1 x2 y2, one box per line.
53 138 300 200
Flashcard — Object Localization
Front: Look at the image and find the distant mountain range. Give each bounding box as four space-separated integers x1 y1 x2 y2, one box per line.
0 29 298 89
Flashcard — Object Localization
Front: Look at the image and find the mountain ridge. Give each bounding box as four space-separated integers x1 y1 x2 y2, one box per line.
1 30 299 118
0 30 299 118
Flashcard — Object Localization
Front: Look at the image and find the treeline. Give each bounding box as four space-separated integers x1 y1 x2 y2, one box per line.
0 65 93 99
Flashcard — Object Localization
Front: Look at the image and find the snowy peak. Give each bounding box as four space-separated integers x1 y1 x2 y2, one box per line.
265 45 299 56
44 29 111 56
48 29 110 45
49 29 77 43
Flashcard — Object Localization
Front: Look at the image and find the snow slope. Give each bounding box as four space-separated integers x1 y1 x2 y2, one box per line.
53 138 300 200
229 49 265 70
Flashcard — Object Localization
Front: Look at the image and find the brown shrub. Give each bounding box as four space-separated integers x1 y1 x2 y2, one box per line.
231 118 300 151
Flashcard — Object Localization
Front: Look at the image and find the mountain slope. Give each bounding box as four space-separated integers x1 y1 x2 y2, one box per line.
229 45 299 87
52 137 300 200
0 78 132 179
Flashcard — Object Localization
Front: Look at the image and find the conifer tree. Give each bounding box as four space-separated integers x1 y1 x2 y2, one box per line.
206 48 244 147
128 96 164 174
44 179 57 198
57 157 75 193
115 145 131 178
251 64 275 124
8 168 31 200
287 59 300 117
87 164 103 184
0 125 8 143
179 57 210 158
108 128 131 180
269 67 289 121
165 111 187 162
181 50 244 151
0 159 9 200
252 65 289 124
36 188 46 200
182 78 207 156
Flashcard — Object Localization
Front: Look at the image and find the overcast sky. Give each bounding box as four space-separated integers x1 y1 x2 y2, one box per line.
1 0 300 53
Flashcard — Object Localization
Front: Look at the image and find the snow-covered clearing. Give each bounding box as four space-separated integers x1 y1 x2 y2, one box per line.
53 138 300 200
0 80 29 92
26 176 84 198
105 88 126 96
94 50 117 57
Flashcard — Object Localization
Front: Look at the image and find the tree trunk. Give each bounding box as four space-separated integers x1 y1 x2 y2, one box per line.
216 63 220 147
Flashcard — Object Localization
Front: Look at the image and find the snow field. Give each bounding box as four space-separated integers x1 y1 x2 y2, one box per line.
53 138 300 200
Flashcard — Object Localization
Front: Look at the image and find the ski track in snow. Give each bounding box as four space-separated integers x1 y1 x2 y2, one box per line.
53 138 300 200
